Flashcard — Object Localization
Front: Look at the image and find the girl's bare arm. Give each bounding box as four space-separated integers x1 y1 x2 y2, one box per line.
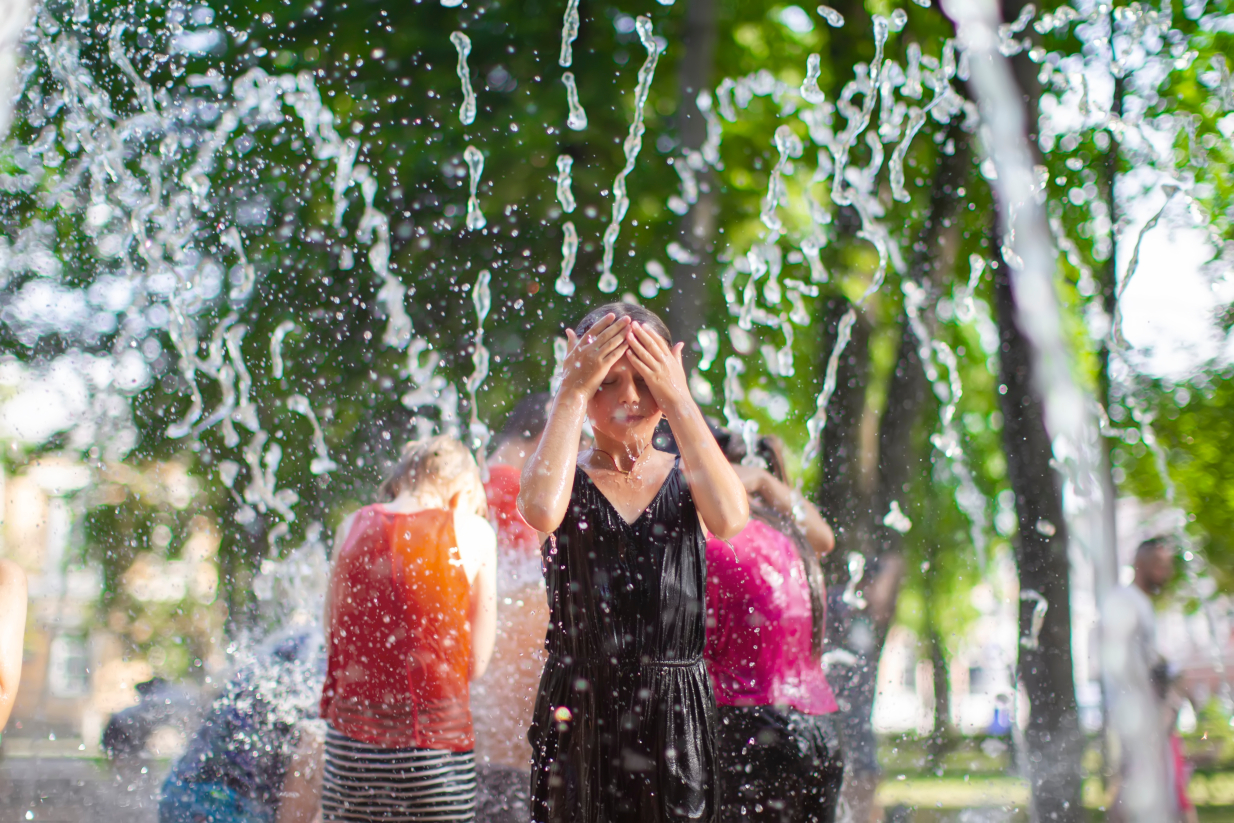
735 465 835 556
519 314 631 533
626 323 749 539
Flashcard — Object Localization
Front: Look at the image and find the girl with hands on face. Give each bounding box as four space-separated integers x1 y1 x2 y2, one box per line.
519 303 747 823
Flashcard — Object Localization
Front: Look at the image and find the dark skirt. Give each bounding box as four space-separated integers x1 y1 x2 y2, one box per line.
716 706 844 823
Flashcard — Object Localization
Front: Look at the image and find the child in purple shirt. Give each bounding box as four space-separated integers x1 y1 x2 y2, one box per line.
704 433 843 823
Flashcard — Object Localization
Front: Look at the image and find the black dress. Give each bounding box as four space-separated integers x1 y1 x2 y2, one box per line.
528 458 719 823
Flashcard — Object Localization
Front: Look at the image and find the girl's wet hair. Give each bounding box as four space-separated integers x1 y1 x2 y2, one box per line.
575 302 672 345
377 435 478 503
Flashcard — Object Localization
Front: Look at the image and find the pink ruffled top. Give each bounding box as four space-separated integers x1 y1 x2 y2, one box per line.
704 519 838 714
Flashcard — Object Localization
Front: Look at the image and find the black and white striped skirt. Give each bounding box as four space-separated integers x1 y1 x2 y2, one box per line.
321 727 478 822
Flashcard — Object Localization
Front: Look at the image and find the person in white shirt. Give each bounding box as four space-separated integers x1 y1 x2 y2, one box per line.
1103 536 1176 822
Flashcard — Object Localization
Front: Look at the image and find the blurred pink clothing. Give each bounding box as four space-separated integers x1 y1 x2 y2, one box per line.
704 519 838 714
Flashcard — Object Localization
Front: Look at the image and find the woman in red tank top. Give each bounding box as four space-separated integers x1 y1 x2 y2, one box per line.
320 436 497 823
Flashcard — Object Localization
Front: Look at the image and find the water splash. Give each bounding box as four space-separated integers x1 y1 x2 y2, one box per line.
841 552 868 609
954 253 986 322
555 154 577 213
450 32 476 127
722 356 746 436
667 153 701 216
357 167 412 349
550 337 569 395
562 72 588 131
286 395 337 476
598 16 663 293
697 91 724 169
465 269 493 455
269 321 298 381
1019 589 1048 650
558 0 581 67
801 54 826 104
697 329 720 371
555 222 579 296
883 501 913 533
761 126 803 233
221 227 256 302
816 5 845 26
1112 184 1179 347
226 324 260 433
802 308 855 467
464 145 487 230
401 339 461 437
888 79 948 202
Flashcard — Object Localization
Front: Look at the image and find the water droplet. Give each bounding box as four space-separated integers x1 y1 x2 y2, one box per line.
816 5 845 26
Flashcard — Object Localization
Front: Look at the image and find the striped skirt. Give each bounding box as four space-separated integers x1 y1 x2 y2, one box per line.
322 727 478 822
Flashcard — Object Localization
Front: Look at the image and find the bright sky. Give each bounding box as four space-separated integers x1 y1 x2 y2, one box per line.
1118 171 1234 379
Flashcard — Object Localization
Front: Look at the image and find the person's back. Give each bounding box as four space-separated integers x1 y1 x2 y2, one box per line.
705 518 837 714
702 433 843 823
320 435 497 823
321 506 473 748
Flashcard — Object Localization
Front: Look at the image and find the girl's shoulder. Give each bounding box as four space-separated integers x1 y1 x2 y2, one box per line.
453 511 497 550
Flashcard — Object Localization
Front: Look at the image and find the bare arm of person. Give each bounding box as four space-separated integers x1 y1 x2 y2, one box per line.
625 322 748 539
733 465 835 557
455 512 498 680
0 559 28 732
519 314 632 533
322 512 357 651
277 724 325 823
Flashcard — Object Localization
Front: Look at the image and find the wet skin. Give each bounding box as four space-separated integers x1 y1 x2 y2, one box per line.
518 313 748 541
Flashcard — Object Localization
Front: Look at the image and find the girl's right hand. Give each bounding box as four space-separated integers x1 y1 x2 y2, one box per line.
559 314 631 399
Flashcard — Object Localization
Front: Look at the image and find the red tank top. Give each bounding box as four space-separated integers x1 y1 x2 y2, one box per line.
320 505 474 751
483 463 540 557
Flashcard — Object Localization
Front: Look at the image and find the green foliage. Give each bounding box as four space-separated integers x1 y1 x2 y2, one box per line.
1117 368 1234 591
1 0 1230 628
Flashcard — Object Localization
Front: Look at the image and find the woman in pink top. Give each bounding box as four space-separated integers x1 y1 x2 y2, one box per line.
704 432 843 823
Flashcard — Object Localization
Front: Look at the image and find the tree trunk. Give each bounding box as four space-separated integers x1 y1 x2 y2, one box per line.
817 295 872 557
826 127 970 820
992 252 1086 823
980 0 1087 815
666 0 717 351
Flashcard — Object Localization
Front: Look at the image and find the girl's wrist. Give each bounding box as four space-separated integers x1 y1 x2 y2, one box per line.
554 386 591 410
657 391 698 423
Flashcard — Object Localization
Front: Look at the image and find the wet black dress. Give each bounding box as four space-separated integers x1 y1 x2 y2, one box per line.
528 458 719 823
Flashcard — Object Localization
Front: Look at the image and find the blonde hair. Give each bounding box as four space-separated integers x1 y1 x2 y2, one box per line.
376 435 479 503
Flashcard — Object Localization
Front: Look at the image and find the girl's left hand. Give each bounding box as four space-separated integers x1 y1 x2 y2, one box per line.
625 321 691 414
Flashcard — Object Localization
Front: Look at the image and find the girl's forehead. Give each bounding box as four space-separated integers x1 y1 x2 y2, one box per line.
605 357 636 375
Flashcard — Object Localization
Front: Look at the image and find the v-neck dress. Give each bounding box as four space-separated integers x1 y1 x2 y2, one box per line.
528 459 719 823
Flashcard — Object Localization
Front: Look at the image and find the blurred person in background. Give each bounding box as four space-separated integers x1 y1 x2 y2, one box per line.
320 436 497 822
484 392 551 555
1104 536 1186 822
0 558 27 736
159 630 325 823
704 430 843 823
472 393 552 821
